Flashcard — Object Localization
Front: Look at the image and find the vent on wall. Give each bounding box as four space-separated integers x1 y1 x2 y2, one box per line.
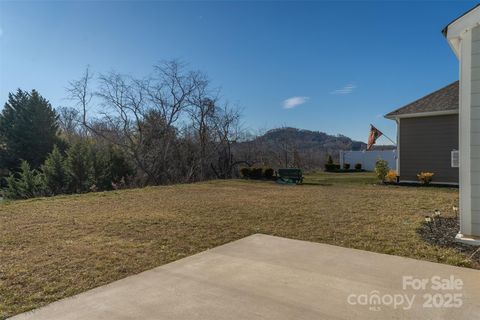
451 150 459 168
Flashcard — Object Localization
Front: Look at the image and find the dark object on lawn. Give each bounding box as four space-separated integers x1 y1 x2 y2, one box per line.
250 167 263 179
343 163 350 170
240 167 251 178
264 167 274 179
277 168 303 184
354 163 362 170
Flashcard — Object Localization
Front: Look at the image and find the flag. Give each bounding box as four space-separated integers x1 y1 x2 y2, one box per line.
367 125 383 151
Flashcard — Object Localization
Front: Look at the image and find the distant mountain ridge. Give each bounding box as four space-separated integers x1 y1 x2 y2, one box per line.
233 127 395 170
246 127 368 152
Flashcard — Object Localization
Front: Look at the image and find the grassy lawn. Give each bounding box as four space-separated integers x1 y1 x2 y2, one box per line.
0 172 473 318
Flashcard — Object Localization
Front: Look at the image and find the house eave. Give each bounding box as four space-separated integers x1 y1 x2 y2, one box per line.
443 5 480 58
384 109 458 121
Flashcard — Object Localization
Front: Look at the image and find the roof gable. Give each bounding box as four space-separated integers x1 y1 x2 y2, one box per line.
443 4 480 57
385 81 459 119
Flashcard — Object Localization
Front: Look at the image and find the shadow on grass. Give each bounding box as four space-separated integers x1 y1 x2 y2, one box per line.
417 216 480 265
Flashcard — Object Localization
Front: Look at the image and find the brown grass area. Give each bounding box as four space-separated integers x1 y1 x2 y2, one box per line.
0 173 472 318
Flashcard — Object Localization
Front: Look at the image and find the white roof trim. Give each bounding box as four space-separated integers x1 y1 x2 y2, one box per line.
445 5 480 57
384 109 458 120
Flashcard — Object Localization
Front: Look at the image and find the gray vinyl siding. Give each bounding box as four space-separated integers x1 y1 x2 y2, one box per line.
399 115 458 183
471 26 480 236
473 210 480 234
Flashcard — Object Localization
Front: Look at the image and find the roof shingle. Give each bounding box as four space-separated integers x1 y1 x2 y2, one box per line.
385 81 459 118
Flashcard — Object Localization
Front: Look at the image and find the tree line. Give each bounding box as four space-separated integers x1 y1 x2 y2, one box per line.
1 60 363 200
1 60 242 199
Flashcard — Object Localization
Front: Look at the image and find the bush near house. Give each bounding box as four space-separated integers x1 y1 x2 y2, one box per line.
374 159 390 183
385 170 397 183
354 163 362 170
417 172 434 185
343 163 350 170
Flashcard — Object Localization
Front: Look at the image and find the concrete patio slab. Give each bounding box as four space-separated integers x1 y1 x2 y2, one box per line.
10 234 480 320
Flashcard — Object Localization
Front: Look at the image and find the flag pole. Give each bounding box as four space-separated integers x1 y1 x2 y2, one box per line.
382 133 396 145
370 124 396 146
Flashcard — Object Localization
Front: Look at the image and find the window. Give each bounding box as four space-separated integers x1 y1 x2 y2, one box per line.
451 150 459 168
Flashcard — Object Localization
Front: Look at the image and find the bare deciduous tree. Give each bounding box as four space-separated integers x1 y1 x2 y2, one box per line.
67 60 244 185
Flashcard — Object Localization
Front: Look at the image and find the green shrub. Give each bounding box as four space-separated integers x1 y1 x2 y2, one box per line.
343 163 350 170
325 163 341 172
109 146 133 185
325 155 340 171
4 175 21 199
375 159 389 182
90 146 113 191
240 167 251 178
354 163 362 170
66 141 93 193
264 167 274 179
250 167 263 179
324 155 341 171
4 161 47 199
42 145 70 195
324 164 332 171
324 163 334 171
90 145 133 191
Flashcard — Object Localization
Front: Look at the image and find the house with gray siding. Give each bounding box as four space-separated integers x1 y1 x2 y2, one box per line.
385 81 459 185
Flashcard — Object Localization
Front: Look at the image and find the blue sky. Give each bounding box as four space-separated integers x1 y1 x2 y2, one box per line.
0 1 475 143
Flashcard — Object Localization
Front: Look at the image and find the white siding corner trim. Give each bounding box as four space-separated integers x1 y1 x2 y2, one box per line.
396 118 400 176
460 27 472 236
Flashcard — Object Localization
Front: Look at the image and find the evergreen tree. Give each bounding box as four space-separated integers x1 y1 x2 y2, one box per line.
66 141 93 193
109 146 133 185
89 145 133 191
0 89 60 170
90 146 113 191
42 145 70 195
4 161 46 199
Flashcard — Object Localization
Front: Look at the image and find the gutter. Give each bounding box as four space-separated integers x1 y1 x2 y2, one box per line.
384 109 459 121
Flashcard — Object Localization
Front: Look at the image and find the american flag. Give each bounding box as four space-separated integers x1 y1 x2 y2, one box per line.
367 125 383 151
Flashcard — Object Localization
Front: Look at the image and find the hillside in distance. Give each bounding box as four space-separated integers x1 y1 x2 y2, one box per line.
233 127 395 169
253 127 367 152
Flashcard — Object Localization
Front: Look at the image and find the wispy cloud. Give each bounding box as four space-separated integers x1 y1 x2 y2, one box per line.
283 96 309 109
331 83 357 95
0 28 3 37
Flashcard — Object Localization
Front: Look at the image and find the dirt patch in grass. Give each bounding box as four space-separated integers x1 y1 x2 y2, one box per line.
0 173 473 318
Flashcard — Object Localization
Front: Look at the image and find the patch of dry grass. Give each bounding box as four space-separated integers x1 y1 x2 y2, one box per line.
0 173 471 318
